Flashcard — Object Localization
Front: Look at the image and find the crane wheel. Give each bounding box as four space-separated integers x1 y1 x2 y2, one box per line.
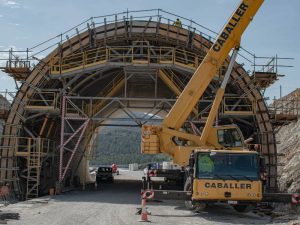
232 204 252 213
184 177 206 212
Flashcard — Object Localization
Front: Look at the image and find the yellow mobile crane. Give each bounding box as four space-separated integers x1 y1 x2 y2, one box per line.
141 0 265 212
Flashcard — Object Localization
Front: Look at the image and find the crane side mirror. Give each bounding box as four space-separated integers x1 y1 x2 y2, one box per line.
188 152 196 175
189 157 195 168
259 157 266 172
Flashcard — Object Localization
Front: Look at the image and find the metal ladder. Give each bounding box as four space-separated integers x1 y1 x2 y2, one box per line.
26 140 41 200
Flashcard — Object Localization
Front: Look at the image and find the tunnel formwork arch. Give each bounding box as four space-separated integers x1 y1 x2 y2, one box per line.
0 10 277 198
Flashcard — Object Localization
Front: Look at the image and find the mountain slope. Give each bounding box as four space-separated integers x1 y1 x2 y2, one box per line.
90 126 169 165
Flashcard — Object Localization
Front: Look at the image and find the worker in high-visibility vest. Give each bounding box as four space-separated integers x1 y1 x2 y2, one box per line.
173 18 182 28
198 155 214 173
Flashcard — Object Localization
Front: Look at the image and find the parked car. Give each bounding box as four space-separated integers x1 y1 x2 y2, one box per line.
96 166 114 184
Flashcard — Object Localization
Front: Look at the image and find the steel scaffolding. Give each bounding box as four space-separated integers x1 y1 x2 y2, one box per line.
0 9 289 198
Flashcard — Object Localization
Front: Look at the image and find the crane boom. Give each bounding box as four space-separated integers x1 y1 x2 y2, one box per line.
141 0 264 166
162 0 264 130
140 0 284 211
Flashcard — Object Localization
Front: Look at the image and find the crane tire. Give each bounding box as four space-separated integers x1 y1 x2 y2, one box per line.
184 177 206 212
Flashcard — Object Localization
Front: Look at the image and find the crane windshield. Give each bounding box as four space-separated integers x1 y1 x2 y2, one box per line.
217 128 243 148
196 152 259 180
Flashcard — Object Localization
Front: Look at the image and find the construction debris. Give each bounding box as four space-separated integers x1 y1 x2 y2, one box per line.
275 89 300 193
277 119 300 193
0 211 20 224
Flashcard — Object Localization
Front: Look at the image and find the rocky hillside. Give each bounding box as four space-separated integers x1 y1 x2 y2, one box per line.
276 119 300 193
90 126 170 165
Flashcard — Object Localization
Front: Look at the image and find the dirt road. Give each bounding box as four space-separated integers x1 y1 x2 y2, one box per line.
3 170 299 225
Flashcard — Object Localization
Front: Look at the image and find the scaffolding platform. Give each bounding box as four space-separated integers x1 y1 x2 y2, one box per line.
3 66 31 81
268 97 300 125
24 91 59 113
222 96 256 116
49 44 203 77
250 56 293 92
0 49 32 81
272 114 298 123
251 71 278 89
24 105 59 113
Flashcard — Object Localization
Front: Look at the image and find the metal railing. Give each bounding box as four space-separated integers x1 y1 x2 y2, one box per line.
0 9 292 79
97 72 124 97
49 46 202 75
14 137 56 156
28 9 219 58
222 97 256 115
252 55 293 74
25 91 58 109
269 99 300 118
162 69 186 92
0 49 31 71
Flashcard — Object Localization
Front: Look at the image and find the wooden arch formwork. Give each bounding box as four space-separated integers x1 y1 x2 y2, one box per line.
0 12 277 199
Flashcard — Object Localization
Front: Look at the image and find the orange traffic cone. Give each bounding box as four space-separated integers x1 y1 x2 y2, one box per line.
139 198 150 222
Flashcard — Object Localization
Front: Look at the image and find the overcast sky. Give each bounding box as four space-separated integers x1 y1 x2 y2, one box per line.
0 0 299 101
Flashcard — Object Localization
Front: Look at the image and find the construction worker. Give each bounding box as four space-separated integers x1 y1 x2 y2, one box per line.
0 183 10 206
198 154 214 173
173 18 182 28
111 163 119 175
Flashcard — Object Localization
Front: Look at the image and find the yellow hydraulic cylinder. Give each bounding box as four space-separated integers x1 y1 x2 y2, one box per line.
200 48 239 145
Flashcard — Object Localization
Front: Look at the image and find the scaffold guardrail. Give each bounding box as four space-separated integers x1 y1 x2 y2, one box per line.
14 137 56 157
268 99 300 121
49 46 202 75
0 9 290 78
222 97 256 116
24 91 58 111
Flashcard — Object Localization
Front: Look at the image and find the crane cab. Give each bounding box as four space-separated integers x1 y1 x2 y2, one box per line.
205 124 246 150
191 150 263 207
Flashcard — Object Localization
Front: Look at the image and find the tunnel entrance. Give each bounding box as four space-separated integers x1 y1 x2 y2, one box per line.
0 9 277 200
78 112 170 185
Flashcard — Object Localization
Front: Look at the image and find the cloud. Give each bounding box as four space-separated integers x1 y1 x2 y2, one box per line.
0 0 21 8
0 15 3 18
6 22 20 26
0 52 9 67
15 36 29 40
0 75 11 81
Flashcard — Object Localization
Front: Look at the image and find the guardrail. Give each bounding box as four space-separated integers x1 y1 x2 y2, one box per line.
269 99 300 119
49 46 202 75
14 137 56 157
25 91 58 110
0 9 292 79
222 97 256 116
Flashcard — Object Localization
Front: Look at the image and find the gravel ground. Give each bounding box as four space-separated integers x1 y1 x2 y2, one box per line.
2 170 299 225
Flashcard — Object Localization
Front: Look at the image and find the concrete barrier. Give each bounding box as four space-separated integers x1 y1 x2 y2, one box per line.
129 163 139 171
